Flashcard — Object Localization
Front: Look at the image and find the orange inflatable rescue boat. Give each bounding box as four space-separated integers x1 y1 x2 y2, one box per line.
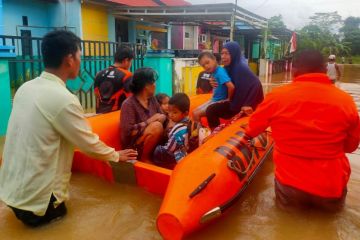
72 94 273 239
72 94 212 195
157 116 273 239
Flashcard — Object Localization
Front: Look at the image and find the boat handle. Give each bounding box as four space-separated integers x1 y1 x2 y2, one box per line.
189 173 216 199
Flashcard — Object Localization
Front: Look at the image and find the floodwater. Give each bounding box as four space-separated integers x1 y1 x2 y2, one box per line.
1 65 360 240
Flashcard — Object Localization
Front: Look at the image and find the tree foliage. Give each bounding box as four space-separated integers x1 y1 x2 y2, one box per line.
267 12 359 58
268 15 287 30
340 17 360 55
309 12 342 32
297 12 355 57
297 24 350 56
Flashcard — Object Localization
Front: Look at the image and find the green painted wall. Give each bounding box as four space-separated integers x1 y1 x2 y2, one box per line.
0 60 12 135
144 54 174 96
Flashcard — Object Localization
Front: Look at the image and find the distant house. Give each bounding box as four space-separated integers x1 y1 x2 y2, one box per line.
0 0 190 49
83 0 192 49
2 0 82 37
1 1 288 60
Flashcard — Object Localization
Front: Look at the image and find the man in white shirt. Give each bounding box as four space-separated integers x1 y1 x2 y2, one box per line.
0 30 137 227
326 54 341 83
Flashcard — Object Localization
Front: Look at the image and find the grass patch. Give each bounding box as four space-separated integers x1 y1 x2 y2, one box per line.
339 55 360 64
350 55 360 64
336 55 360 64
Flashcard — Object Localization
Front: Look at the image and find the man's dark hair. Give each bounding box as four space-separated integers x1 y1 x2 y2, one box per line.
41 30 81 68
169 93 190 113
129 67 157 95
114 45 134 63
293 50 326 76
198 51 216 62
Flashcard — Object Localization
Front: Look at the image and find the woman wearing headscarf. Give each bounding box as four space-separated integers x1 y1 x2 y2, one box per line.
206 41 264 129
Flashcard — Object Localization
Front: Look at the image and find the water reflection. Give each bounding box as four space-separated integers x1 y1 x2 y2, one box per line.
0 65 359 240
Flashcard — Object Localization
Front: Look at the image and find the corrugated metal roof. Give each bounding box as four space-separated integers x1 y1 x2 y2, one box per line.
158 0 191 6
107 0 158 7
111 4 267 29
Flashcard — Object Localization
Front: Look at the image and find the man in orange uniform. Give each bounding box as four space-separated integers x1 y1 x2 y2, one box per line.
94 46 134 113
244 50 360 211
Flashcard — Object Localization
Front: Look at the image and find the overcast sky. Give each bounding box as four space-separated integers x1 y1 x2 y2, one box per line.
188 0 360 30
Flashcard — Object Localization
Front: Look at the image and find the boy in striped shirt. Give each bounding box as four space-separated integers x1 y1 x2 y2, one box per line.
153 93 190 166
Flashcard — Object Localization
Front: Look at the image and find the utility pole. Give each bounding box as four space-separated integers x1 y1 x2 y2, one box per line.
263 22 268 58
64 0 68 30
230 0 238 41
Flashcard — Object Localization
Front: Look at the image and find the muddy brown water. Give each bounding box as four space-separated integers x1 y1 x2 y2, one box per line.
1 65 359 240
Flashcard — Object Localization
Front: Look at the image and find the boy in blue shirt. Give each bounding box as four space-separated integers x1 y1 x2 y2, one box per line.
153 93 190 166
192 52 235 122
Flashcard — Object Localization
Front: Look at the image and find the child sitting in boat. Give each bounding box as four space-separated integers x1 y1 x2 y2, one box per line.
155 93 170 114
153 93 190 166
156 93 176 142
192 52 235 123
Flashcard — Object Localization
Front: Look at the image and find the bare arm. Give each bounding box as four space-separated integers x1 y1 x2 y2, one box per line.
209 77 218 88
147 113 167 124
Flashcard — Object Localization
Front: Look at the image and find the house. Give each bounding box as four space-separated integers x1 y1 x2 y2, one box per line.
0 0 191 48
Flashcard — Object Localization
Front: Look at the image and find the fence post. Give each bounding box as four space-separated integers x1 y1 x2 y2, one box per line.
259 59 267 77
268 60 273 76
0 58 11 136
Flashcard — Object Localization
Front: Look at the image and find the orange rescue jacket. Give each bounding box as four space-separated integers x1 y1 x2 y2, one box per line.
94 66 132 114
246 73 360 198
